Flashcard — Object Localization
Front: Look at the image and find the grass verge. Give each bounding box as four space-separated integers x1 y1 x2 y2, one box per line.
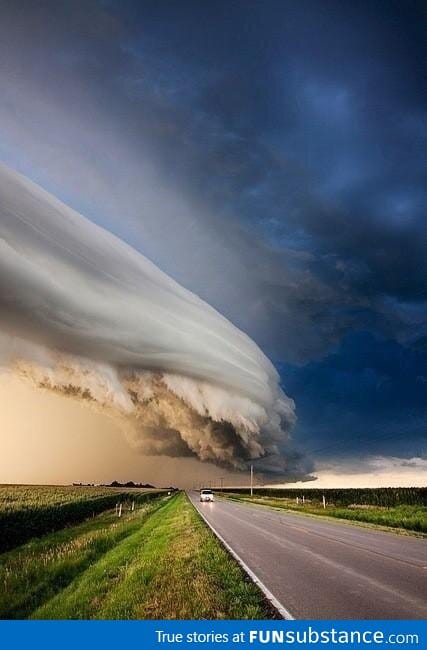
1 493 270 619
220 494 427 534
0 496 164 619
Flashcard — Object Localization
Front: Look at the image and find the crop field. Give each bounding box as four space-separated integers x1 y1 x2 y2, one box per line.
219 486 427 507
0 492 269 620
0 484 162 552
219 489 427 533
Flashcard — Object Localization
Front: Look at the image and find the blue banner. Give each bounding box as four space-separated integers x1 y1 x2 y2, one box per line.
0 621 425 650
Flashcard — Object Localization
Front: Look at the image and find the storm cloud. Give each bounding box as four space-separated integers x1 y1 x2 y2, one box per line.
0 0 425 469
0 163 302 475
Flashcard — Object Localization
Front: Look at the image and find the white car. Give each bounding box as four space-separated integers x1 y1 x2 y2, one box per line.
200 489 214 502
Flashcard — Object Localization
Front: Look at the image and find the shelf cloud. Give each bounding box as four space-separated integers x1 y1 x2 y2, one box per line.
0 163 307 476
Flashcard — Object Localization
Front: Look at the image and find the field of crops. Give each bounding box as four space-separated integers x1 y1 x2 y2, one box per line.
0 485 162 552
219 488 427 533
220 486 427 507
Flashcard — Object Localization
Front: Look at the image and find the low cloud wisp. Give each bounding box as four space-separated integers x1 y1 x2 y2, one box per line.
0 163 304 476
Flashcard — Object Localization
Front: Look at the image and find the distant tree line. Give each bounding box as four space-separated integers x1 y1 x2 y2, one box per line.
108 481 156 488
73 481 178 490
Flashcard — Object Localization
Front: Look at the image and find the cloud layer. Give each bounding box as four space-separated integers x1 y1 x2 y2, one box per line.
0 0 425 469
0 163 301 475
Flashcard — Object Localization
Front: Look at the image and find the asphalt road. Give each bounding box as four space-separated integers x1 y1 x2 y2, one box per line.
189 492 427 619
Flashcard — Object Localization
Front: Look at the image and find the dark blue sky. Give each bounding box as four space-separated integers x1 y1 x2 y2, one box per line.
0 0 426 473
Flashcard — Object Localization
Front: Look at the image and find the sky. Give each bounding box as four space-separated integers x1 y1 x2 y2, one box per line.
0 0 426 486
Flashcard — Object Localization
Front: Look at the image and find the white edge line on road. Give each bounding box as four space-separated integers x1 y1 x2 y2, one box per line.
188 493 295 620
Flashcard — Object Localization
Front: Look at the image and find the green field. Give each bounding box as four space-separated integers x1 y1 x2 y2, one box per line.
0 484 161 511
220 492 427 533
0 484 162 552
0 492 270 620
219 486 426 507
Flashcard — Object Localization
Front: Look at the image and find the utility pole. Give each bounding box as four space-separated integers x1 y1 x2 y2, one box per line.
250 464 253 497
220 477 224 490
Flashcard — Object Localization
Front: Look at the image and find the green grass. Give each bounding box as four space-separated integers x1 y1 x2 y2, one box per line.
0 497 164 619
1 493 270 620
221 494 427 533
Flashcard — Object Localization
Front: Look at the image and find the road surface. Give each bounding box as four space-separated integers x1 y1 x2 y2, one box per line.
189 492 427 619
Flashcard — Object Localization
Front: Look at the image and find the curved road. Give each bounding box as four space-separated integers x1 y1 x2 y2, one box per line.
189 492 427 619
